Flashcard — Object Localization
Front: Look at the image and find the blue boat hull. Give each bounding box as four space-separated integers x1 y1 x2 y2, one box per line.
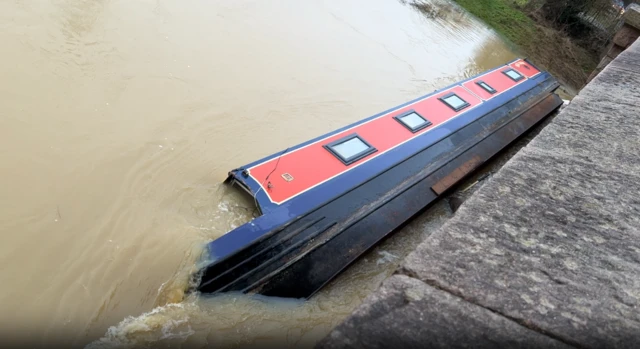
193 67 562 299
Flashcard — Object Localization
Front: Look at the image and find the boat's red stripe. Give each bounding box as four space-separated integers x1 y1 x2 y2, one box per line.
248 59 539 204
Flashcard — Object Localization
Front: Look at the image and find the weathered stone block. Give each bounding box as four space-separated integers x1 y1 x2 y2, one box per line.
613 25 640 48
606 44 624 59
623 3 640 30
317 275 571 349
401 152 640 349
586 68 601 84
596 56 613 70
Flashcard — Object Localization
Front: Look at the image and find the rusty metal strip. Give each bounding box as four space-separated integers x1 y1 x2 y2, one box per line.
431 155 482 195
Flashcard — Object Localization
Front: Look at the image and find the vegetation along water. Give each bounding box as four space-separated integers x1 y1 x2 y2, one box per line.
449 0 630 89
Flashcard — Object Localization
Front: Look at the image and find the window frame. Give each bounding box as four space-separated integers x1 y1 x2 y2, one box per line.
393 110 433 133
323 133 377 165
438 92 471 112
502 68 525 82
476 80 497 94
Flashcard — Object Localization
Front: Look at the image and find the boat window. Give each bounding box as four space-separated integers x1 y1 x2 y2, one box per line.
324 134 377 165
476 80 497 94
439 92 470 112
503 68 524 82
393 110 432 133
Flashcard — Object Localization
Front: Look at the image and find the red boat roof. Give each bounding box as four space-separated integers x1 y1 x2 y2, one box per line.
246 59 540 205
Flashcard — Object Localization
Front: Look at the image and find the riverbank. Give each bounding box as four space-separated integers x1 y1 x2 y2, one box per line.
448 0 599 90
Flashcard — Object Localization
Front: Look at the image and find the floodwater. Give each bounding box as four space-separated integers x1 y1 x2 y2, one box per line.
0 0 523 347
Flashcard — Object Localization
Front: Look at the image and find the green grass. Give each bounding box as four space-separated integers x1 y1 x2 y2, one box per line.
451 0 599 89
452 0 537 48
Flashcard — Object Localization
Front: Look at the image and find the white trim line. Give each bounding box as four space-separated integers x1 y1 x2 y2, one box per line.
461 84 486 102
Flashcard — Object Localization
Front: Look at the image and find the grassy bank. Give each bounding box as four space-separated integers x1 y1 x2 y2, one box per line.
451 0 599 89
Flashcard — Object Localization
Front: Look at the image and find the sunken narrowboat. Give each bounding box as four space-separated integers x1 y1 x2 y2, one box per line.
194 58 563 299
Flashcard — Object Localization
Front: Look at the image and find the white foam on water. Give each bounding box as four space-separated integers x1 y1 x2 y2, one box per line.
217 201 230 212
85 303 196 349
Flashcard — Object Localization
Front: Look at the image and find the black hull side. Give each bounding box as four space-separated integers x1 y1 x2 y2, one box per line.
197 75 562 299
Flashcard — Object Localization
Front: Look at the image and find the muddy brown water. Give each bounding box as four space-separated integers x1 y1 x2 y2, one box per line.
0 0 537 347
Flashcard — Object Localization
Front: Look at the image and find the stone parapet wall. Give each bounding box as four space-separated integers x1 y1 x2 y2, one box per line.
587 3 640 84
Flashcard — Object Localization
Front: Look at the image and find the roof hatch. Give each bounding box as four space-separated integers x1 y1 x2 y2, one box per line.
393 110 432 133
439 92 470 112
503 68 524 82
323 134 377 165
